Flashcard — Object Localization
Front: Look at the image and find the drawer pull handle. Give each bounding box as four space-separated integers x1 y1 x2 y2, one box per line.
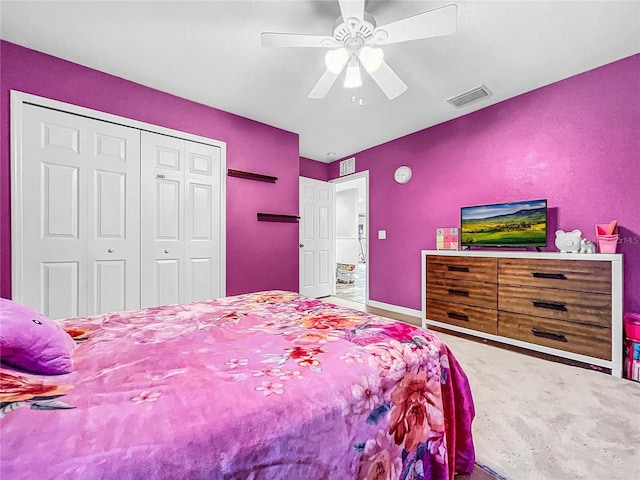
447 289 470 297
447 312 469 321
532 272 567 280
447 265 469 272
531 328 568 342
532 300 567 311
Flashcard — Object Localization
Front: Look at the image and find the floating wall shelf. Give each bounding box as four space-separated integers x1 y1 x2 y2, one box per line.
227 169 277 183
257 213 300 223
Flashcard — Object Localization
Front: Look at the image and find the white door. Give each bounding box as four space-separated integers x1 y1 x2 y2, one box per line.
140 131 222 308
299 177 334 298
184 140 222 303
19 104 140 318
140 133 184 307
87 116 141 315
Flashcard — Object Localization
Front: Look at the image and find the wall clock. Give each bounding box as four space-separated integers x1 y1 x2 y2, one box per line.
394 166 412 184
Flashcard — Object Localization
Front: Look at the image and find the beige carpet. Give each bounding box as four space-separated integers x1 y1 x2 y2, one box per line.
437 331 640 480
325 297 640 479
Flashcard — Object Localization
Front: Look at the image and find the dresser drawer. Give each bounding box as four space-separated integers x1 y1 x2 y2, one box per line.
427 255 497 282
498 285 611 328
427 299 497 335
498 258 611 294
427 277 497 309
498 311 611 360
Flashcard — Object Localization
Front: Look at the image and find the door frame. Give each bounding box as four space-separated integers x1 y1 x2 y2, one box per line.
330 170 369 305
10 90 227 302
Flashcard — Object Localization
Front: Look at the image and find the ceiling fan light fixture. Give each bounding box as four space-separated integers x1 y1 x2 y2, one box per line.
358 46 384 73
343 62 363 88
324 47 349 74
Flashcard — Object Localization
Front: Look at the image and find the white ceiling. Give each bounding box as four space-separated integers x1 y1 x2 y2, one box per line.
1 1 639 162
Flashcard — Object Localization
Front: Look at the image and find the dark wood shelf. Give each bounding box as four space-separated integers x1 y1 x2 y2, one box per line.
257 213 300 223
228 169 277 183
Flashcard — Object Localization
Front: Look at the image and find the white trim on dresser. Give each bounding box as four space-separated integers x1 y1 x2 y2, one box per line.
421 250 624 377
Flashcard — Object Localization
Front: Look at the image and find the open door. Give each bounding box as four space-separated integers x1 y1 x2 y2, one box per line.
299 177 335 298
331 172 369 305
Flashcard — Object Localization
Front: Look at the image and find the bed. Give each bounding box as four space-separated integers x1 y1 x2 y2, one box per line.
1 291 475 479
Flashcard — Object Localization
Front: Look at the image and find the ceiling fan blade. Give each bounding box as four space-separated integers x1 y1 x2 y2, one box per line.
261 32 335 48
308 69 341 99
339 0 365 22
373 4 457 45
366 61 408 100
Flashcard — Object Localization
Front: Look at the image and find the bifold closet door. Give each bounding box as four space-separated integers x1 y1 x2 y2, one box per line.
140 131 222 308
19 104 140 319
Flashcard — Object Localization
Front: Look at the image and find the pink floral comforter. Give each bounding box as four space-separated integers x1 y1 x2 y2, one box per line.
0 291 475 479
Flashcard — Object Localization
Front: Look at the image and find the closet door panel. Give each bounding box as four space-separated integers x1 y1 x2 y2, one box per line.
155 259 182 306
20 105 141 318
141 132 185 308
93 260 126 314
87 121 141 314
21 105 88 318
42 262 80 319
184 142 222 302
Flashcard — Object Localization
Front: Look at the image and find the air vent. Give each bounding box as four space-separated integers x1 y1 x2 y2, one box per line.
447 85 492 108
340 157 355 176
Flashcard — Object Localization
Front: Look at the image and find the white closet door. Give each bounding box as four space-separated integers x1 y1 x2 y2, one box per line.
184 141 222 303
140 131 223 308
87 120 141 315
141 132 185 308
20 104 140 318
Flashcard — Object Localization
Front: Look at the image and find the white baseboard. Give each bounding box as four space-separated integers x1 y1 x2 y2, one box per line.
367 300 421 318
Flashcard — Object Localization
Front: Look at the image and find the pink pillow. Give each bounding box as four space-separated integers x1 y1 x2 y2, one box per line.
0 298 75 374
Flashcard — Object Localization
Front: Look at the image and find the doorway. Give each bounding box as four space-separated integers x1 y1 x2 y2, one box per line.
331 172 368 304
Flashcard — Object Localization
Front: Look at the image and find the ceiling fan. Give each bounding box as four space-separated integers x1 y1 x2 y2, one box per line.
261 0 457 100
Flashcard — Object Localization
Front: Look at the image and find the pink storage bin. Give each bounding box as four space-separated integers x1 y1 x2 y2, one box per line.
625 313 640 341
597 234 619 253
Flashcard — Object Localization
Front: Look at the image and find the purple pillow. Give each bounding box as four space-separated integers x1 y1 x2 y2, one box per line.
0 298 75 374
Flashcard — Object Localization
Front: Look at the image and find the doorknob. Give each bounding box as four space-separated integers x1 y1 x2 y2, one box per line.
299 243 304 248
164 249 170 254
107 248 114 253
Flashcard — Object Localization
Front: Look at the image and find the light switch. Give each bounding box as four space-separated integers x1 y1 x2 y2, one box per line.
378 230 387 239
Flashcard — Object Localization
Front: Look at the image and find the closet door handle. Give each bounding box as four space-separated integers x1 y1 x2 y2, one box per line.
164 249 170 254
532 272 567 280
531 328 567 342
532 300 567 311
107 248 114 253
447 288 470 297
447 312 469 321
447 265 469 272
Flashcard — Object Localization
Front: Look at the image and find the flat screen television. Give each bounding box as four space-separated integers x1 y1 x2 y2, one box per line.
460 199 547 248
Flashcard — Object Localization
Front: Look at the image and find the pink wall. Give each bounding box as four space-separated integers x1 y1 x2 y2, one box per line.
0 41 300 299
299 157 330 181
329 54 640 313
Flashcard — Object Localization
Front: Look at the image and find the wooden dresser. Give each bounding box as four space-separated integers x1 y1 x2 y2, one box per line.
421 250 624 377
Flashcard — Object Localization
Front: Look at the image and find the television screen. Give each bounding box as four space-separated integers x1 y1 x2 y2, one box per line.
460 199 547 247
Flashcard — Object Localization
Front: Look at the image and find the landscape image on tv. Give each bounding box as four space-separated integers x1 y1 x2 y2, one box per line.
461 199 547 247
